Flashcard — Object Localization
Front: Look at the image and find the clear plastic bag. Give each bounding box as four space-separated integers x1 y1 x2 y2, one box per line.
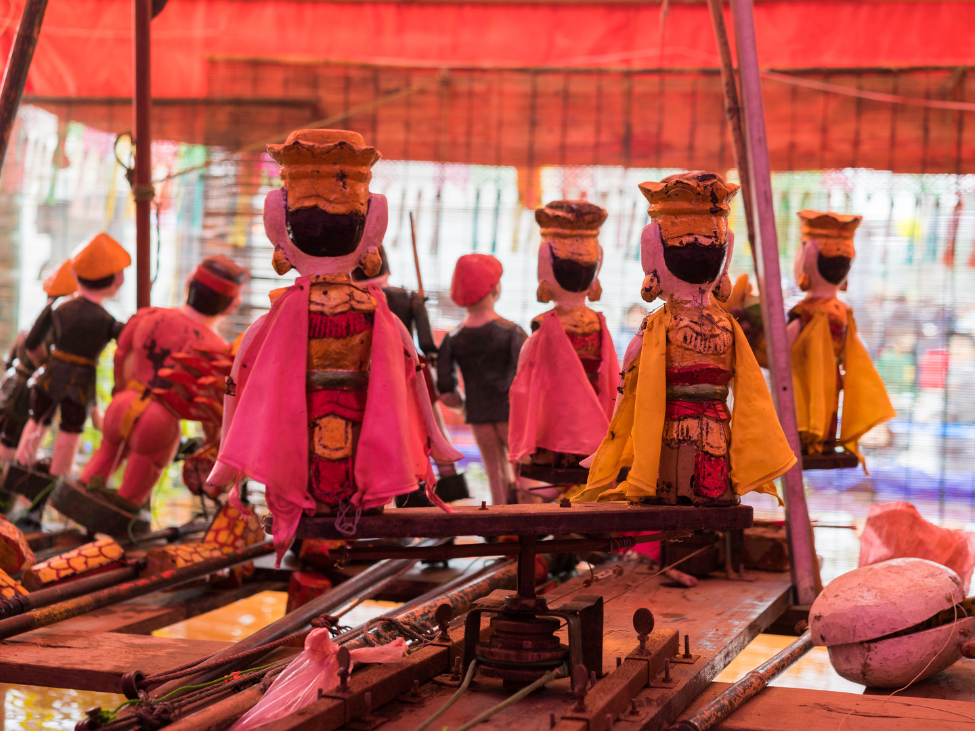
859 501 975 593
231 630 408 731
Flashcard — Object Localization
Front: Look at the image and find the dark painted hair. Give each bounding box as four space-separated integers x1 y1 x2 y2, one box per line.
187 257 248 316
286 204 366 258
817 253 852 285
75 273 116 290
662 243 726 285
550 245 597 292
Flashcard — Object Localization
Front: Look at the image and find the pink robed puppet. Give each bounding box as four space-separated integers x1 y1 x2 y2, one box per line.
508 200 618 500
208 129 461 560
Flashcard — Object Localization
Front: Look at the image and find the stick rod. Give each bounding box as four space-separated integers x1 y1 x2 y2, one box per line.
134 0 153 308
0 0 48 172
410 211 425 299
705 0 757 268
730 0 820 605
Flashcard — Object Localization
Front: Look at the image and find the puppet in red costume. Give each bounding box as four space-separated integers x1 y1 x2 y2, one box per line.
207 129 462 561
508 201 618 501
81 256 248 508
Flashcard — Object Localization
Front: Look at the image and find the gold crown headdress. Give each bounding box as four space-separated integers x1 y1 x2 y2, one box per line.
638 172 740 247
535 200 607 266
798 210 861 259
267 129 380 216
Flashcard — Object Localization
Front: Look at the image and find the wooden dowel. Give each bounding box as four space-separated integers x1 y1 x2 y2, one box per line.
0 0 50 172
705 0 757 268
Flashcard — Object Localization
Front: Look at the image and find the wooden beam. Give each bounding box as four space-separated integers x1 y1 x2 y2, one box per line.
0 632 229 692
729 0 821 606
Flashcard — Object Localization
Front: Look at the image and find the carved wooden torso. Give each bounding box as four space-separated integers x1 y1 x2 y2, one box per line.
532 307 602 393
307 275 377 372
790 296 849 358
305 274 378 508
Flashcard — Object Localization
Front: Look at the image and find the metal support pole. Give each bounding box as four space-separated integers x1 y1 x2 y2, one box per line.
0 0 49 171
705 0 757 268
133 0 153 308
729 0 820 606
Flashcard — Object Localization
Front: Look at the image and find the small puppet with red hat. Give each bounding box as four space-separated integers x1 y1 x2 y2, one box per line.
16 233 131 477
80 255 249 510
437 253 527 505
507 200 619 501
207 129 462 562
0 259 77 469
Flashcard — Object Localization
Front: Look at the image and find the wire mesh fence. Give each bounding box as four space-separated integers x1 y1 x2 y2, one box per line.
4 103 975 535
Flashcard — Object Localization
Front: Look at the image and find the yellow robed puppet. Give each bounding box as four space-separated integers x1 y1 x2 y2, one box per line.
787 210 895 468
577 173 795 506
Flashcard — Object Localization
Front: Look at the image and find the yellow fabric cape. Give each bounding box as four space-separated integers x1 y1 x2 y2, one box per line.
790 309 895 471
575 304 795 502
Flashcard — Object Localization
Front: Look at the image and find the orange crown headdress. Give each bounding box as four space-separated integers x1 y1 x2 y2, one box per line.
535 200 607 266
798 210 861 259
638 172 740 247
267 129 380 216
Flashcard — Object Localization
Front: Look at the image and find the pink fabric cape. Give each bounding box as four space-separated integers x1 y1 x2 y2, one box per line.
508 310 619 463
212 277 460 561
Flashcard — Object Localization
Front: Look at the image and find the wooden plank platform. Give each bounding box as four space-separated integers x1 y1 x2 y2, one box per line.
863 660 975 704
0 632 231 692
295 503 754 540
682 682 975 730
351 566 791 731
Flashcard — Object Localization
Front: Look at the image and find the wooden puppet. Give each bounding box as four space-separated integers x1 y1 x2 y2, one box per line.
437 254 527 505
578 172 795 506
788 210 895 464
80 255 248 509
207 129 462 560
15 234 130 476
508 200 619 499
0 259 76 468
352 246 469 504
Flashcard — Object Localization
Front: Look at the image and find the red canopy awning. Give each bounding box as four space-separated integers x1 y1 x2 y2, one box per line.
6 0 975 172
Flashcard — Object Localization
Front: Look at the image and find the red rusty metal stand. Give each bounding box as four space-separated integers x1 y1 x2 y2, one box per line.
277 502 753 688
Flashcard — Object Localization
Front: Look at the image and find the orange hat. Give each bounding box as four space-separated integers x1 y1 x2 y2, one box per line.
71 233 131 281
266 129 380 216
450 254 503 307
798 210 861 259
43 259 77 297
638 172 740 247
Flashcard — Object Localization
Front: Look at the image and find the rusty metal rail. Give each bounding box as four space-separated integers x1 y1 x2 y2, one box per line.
668 631 813 731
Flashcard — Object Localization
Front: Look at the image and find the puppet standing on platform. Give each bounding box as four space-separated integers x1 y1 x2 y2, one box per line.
352 246 468 504
15 234 130 476
438 255 527 505
508 201 618 501
0 260 76 469
81 255 247 508
207 129 462 560
788 210 895 465
578 172 795 505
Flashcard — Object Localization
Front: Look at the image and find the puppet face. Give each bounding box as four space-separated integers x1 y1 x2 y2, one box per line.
641 223 734 304
263 188 388 278
537 240 602 306
794 237 848 295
